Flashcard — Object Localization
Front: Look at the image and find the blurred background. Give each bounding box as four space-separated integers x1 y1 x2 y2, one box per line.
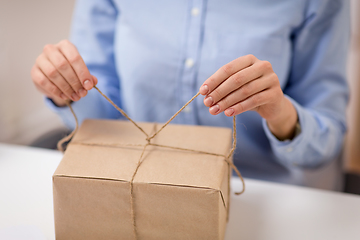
0 0 74 145
1 0 360 191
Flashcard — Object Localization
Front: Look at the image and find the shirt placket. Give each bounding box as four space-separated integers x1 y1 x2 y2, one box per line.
180 0 204 124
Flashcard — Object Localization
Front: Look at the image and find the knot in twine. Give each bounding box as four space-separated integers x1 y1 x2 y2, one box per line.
57 85 245 240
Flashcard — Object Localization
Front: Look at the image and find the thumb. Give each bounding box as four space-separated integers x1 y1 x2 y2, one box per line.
91 75 98 86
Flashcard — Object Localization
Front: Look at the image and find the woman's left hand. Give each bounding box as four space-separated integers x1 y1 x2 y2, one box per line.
199 54 298 140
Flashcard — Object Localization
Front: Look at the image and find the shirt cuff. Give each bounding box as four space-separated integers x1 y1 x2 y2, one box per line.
262 95 317 166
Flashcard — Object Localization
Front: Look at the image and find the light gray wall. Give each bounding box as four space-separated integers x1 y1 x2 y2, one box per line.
0 0 75 144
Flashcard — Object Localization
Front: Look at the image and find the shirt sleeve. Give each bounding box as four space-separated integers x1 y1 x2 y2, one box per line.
262 0 350 168
45 0 123 129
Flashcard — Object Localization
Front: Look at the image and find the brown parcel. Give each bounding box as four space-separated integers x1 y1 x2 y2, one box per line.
53 119 233 240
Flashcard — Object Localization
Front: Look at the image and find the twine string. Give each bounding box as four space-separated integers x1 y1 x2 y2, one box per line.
94 86 149 138
57 100 78 152
146 92 201 141
129 143 149 239
69 139 245 195
57 86 245 239
128 122 158 239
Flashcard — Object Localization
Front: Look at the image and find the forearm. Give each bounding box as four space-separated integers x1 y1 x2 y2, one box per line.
263 96 346 168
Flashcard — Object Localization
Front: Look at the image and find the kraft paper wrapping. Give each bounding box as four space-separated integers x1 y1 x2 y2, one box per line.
53 119 233 240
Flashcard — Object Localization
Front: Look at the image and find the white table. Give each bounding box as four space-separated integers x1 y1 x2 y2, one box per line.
1 143 360 240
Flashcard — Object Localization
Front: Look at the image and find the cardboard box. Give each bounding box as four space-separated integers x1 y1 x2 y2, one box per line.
53 119 233 240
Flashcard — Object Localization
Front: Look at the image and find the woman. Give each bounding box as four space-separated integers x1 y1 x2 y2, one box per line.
31 0 350 190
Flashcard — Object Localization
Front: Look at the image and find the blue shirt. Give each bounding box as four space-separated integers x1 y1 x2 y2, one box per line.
47 0 350 190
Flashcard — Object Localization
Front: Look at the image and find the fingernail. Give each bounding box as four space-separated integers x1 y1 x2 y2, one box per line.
204 96 214 107
78 88 87 97
199 85 209 95
71 93 80 101
60 93 67 100
83 80 93 90
225 108 235 116
209 104 220 114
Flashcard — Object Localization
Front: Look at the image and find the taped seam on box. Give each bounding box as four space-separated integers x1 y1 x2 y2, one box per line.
53 175 227 209
146 182 227 209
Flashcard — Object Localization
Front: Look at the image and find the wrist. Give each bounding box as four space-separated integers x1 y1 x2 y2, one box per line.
267 97 298 141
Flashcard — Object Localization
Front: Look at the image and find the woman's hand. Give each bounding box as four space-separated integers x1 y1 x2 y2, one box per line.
199 54 298 140
31 39 98 107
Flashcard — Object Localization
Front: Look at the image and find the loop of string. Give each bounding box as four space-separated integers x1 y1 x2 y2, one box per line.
57 100 79 152
57 85 245 239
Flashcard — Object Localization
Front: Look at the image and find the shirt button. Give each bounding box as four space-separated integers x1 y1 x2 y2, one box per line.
286 147 293 153
185 58 194 68
183 106 192 113
191 8 200 17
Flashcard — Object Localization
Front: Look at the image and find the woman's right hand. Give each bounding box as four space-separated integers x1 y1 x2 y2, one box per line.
31 39 98 106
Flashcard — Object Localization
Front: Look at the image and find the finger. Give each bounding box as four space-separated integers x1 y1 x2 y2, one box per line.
208 76 272 115
35 84 53 99
57 40 94 90
44 44 87 98
31 65 67 100
204 63 263 107
224 89 274 117
199 54 257 95
36 54 80 101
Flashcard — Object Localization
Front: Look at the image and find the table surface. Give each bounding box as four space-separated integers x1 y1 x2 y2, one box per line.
1 143 360 240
